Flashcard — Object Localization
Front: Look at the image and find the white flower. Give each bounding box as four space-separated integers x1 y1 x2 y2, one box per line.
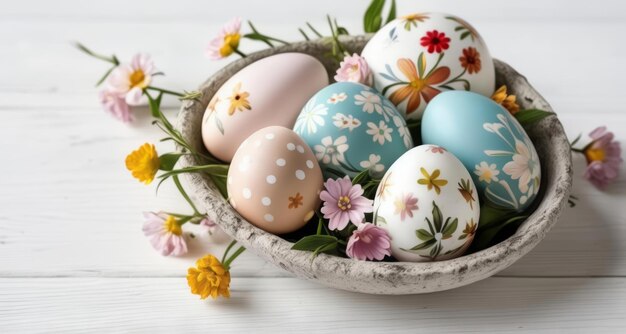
366 121 393 145
314 136 349 166
474 161 500 183
360 154 385 177
327 92 347 104
295 98 328 135
503 139 540 193
393 116 412 148
332 113 361 132
354 91 383 115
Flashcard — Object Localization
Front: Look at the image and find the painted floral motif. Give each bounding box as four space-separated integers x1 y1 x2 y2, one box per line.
359 154 385 177
327 92 347 104
288 192 303 209
394 192 419 221
295 97 328 135
204 95 225 135
482 113 541 209
458 218 477 240
420 30 450 54
457 178 476 209
427 146 446 154
332 113 361 131
393 116 412 149
474 161 500 183
445 16 480 42
227 82 251 115
354 90 384 115
314 135 349 166
376 171 394 201
400 13 430 31
366 121 393 145
380 55 450 116
402 201 458 260
459 47 481 74
417 168 448 195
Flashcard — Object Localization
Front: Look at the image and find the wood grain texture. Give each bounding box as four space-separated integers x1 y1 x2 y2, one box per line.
1 277 626 333
1 0 626 331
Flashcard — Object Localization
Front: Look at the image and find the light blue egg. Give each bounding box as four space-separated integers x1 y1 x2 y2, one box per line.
421 91 541 212
294 82 413 179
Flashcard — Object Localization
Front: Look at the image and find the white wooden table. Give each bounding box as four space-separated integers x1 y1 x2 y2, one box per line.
2 0 625 332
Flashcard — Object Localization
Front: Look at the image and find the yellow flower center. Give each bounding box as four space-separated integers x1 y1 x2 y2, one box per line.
164 215 182 236
482 169 493 180
219 33 241 57
585 147 606 162
337 196 352 211
129 69 147 89
410 78 426 91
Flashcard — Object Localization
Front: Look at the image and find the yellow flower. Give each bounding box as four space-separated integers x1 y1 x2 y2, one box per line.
187 254 231 300
228 82 252 115
125 143 160 184
491 85 520 115
417 167 448 195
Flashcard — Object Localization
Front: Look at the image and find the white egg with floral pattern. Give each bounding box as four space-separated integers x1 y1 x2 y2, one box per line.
373 145 480 262
228 126 323 234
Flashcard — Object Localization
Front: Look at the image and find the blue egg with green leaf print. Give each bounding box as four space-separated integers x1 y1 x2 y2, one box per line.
294 82 413 179
421 91 541 212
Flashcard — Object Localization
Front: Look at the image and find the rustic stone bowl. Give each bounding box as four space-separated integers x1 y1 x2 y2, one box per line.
176 35 573 294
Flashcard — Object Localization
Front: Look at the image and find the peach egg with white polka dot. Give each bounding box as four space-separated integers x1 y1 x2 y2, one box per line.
227 126 323 234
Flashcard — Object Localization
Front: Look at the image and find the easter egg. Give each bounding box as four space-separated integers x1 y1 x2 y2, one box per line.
373 145 480 262
202 53 328 162
421 91 541 212
361 12 495 120
293 82 413 179
227 126 324 234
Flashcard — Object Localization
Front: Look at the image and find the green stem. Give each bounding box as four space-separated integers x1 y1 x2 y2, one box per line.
147 86 185 97
571 148 585 153
75 42 119 65
234 48 247 58
172 175 201 215
223 246 246 270
221 240 237 264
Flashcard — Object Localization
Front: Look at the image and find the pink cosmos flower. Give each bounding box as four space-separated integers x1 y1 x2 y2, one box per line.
142 212 188 256
346 223 392 261
334 53 373 86
107 53 156 105
320 176 373 230
583 126 622 189
99 88 132 122
206 17 242 60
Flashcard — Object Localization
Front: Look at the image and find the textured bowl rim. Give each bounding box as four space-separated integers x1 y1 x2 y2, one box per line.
176 36 573 294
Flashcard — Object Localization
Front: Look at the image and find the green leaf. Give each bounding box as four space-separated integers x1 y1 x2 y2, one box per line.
514 108 554 127
460 31 471 40
95 65 116 87
158 164 229 180
570 133 582 148
352 169 371 186
210 174 229 199
385 0 396 24
472 215 528 251
313 242 338 257
406 239 436 251
158 153 182 171
291 235 338 251
443 217 458 238
432 201 443 232
298 28 310 41
363 0 385 33
477 202 518 231
214 116 225 135
416 229 433 241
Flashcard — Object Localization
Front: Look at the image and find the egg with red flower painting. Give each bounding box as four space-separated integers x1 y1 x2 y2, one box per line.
227 126 324 234
361 12 495 120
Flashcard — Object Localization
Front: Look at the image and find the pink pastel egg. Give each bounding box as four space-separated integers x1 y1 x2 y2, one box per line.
202 53 329 162
227 126 323 234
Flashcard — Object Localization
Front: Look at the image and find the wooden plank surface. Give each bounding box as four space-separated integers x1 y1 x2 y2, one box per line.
1 0 626 332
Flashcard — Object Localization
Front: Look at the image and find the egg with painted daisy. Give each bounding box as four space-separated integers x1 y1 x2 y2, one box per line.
202 52 328 162
227 126 324 234
373 145 480 262
361 12 495 120
293 82 413 179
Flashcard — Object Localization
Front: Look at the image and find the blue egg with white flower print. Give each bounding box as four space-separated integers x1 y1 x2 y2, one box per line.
294 82 413 179
421 91 541 212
